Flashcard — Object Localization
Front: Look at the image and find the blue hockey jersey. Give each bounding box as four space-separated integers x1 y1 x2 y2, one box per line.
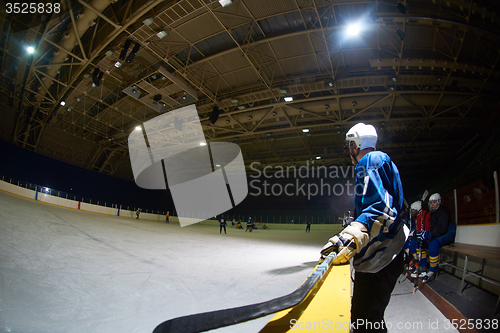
352 151 405 273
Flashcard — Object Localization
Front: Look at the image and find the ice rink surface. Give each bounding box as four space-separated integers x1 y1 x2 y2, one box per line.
0 190 458 333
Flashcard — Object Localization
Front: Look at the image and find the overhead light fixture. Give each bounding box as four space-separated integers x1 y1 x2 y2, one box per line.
302 128 309 133
219 0 233 7
284 97 293 102
105 49 114 57
26 46 35 54
135 126 142 131
143 17 154 26
346 23 361 36
157 30 168 39
278 89 287 94
114 61 122 68
389 76 397 82
60 101 66 106
237 105 246 110
200 142 207 146
316 156 322 160
230 98 239 104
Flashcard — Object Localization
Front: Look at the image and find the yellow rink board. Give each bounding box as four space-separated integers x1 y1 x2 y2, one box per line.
260 264 351 332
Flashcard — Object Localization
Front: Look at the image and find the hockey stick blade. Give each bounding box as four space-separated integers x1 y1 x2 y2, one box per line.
421 190 429 202
152 253 337 333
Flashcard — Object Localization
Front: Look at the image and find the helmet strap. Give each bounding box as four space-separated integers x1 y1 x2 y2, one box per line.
349 142 360 163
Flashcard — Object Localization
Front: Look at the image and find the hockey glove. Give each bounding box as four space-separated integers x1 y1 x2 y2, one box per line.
320 222 370 264
417 230 431 243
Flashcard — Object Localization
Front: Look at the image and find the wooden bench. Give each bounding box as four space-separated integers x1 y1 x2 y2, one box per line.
440 242 500 315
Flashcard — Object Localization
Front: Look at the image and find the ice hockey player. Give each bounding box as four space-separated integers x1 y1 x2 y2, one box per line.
320 122 405 333
245 216 253 232
403 201 431 275
219 214 227 234
416 193 456 282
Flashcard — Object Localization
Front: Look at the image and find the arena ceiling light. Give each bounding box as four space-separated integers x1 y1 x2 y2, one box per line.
26 46 35 54
284 96 293 102
219 0 232 7
346 23 361 36
157 30 168 39
143 17 154 26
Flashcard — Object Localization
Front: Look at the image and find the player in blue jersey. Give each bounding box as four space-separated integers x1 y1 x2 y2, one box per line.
321 123 405 332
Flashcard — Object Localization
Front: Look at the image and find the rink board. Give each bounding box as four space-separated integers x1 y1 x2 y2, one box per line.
260 264 351 332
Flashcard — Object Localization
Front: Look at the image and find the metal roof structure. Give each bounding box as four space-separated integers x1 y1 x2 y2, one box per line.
1 0 500 194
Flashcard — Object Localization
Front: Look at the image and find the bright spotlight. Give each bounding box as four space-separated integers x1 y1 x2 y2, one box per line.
346 23 361 36
26 46 35 54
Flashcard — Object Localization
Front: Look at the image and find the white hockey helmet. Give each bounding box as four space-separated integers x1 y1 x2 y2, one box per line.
344 123 378 152
429 193 441 204
410 201 422 211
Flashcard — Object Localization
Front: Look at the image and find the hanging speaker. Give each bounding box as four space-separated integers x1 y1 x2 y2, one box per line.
125 52 136 63
123 39 132 51
174 117 183 131
131 42 141 53
92 68 100 81
119 49 127 60
92 68 101 86
209 106 220 124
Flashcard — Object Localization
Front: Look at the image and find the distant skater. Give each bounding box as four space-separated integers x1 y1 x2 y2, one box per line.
165 211 169 223
136 209 140 219
219 215 227 234
246 217 253 232
306 219 311 232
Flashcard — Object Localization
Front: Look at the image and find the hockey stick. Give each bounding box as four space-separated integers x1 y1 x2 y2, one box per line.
152 252 337 333
413 190 429 293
